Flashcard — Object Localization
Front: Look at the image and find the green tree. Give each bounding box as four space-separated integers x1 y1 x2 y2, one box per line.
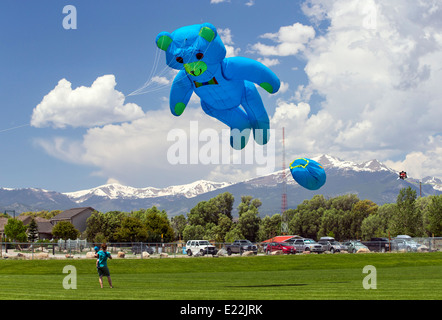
224 225 244 243
187 200 219 227
85 211 105 242
171 214 187 241
361 214 387 239
52 221 80 240
4 218 28 242
350 199 378 239
289 206 323 239
114 216 148 242
257 214 281 241
389 187 423 236
236 196 261 242
329 194 360 211
144 208 174 242
27 218 39 242
238 207 261 242
182 224 205 242
318 208 342 240
210 214 232 242
424 195 442 236
211 192 234 220
238 196 262 217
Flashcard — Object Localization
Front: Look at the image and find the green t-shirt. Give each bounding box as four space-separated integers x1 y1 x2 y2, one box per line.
97 250 111 267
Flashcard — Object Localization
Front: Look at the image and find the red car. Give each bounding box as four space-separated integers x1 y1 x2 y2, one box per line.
265 242 296 254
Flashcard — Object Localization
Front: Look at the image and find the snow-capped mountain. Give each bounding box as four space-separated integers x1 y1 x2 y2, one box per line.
1 155 440 215
64 180 232 203
312 154 394 173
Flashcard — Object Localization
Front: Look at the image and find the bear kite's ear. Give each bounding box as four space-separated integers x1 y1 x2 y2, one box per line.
199 23 216 42
156 32 173 51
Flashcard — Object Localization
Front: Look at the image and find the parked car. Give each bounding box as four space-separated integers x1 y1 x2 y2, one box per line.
185 240 218 256
362 237 391 252
342 240 369 253
288 238 324 253
132 244 154 255
392 235 419 252
265 242 296 254
318 237 342 253
225 240 258 255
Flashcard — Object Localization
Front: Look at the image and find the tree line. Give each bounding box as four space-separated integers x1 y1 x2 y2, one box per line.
3 187 441 243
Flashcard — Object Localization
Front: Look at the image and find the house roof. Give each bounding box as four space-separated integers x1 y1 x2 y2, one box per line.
50 207 95 221
0 216 53 234
36 220 54 234
261 235 302 243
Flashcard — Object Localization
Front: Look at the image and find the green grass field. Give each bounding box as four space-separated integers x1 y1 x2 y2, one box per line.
0 252 441 300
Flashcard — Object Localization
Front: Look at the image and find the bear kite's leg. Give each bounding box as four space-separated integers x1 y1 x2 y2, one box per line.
200 101 251 150
241 81 270 145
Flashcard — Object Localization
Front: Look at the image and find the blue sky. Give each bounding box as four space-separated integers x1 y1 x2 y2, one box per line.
1 0 442 192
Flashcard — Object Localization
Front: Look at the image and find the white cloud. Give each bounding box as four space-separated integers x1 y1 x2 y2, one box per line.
34 0 442 186
266 0 442 178
151 76 170 86
218 28 241 57
257 57 280 67
245 0 255 6
35 101 270 187
31 75 145 128
251 23 316 57
384 136 442 179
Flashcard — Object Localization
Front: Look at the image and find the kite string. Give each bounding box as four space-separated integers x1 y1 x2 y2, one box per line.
126 34 216 97
126 48 174 97
0 123 30 134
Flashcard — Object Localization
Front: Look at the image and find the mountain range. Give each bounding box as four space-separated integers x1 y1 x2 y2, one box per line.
1 155 441 217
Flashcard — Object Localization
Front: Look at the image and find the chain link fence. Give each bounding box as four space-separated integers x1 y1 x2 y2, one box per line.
0 237 441 260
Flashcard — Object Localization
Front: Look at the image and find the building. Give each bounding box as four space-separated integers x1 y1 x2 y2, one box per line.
50 207 95 234
1 207 95 241
0 216 53 240
0 217 8 239
17 216 53 240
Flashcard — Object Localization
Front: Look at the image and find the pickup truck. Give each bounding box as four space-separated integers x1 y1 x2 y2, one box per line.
362 237 391 252
225 240 258 255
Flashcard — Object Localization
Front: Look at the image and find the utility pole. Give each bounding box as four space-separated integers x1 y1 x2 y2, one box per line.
281 127 288 234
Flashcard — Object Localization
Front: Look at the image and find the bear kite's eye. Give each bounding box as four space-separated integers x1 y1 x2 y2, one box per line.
196 53 204 60
176 57 184 63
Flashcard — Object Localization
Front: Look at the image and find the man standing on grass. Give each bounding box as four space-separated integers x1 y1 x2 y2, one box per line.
96 243 113 288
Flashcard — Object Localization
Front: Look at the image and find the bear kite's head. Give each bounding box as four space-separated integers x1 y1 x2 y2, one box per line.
156 23 226 80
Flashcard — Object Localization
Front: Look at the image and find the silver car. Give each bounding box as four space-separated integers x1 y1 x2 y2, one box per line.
392 235 419 252
318 237 342 253
290 238 324 253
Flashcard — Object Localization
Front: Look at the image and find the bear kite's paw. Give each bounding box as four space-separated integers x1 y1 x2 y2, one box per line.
259 82 274 94
173 102 187 116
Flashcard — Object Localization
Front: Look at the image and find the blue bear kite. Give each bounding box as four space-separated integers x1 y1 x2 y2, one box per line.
156 23 280 149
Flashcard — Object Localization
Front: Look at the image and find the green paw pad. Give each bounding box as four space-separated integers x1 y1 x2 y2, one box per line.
259 82 274 94
174 103 186 116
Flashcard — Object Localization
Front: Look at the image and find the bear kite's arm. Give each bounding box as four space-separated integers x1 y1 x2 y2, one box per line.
222 57 280 94
170 70 194 116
